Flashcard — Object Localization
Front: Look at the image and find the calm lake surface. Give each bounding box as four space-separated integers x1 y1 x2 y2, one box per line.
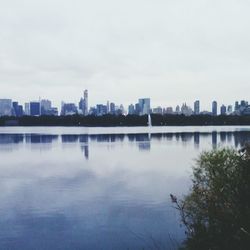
0 126 250 249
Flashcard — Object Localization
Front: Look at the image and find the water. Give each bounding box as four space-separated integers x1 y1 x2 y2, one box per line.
0 126 249 249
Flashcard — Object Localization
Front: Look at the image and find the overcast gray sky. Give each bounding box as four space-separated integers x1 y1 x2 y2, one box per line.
0 0 250 110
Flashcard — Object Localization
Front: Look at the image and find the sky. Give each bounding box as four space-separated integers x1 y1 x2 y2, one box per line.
0 0 250 110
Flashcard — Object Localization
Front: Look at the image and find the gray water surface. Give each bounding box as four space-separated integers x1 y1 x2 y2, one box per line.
0 126 249 249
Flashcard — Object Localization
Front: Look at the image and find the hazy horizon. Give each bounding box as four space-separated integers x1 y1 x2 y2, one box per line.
1 0 250 110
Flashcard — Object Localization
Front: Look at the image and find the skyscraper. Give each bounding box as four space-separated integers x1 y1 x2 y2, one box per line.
79 90 88 116
12 102 23 117
110 102 115 115
194 100 200 115
61 102 78 115
128 104 135 115
30 102 41 116
24 103 30 115
12 101 19 116
212 101 218 116
41 99 52 115
138 98 151 115
220 105 227 115
84 90 88 116
0 99 12 116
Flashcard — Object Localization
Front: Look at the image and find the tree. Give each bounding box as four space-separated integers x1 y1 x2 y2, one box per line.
171 146 250 250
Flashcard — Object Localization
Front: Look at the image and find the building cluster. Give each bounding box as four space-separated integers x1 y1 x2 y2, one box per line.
0 90 249 117
0 99 58 117
148 100 250 116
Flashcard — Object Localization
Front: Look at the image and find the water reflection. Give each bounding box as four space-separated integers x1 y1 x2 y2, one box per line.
0 131 250 155
0 129 250 249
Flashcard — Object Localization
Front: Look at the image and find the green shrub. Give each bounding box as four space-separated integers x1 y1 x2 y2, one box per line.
171 146 250 250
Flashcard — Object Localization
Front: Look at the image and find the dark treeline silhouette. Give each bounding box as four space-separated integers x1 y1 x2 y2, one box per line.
1 114 250 126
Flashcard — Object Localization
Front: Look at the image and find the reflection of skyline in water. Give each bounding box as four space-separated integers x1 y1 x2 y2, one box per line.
0 131 250 159
0 129 250 249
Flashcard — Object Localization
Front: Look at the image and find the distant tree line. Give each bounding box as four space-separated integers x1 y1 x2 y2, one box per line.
1 114 250 126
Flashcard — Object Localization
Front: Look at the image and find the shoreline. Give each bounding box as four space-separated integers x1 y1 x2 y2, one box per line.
1 114 250 127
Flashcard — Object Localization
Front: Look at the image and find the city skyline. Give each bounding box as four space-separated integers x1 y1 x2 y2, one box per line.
1 0 250 110
0 90 249 116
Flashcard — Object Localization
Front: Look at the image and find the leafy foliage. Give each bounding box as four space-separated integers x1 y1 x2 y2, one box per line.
171 146 250 250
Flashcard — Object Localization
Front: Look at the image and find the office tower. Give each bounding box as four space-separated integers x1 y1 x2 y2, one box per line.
119 104 125 115
40 99 57 116
212 101 218 116
220 105 227 115
107 101 110 113
79 98 84 114
61 103 78 116
96 104 107 116
135 103 140 115
153 106 163 114
30 102 41 116
165 107 173 114
41 99 52 115
138 98 151 115
84 90 88 115
24 103 30 115
12 102 19 116
227 105 233 114
240 100 247 108
194 100 200 115
235 101 239 111
175 105 180 114
17 105 23 117
79 90 88 116
0 99 12 116
13 102 23 117
128 104 135 115
181 103 193 116
110 102 115 115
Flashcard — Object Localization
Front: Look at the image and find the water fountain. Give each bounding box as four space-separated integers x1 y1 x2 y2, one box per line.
148 114 152 127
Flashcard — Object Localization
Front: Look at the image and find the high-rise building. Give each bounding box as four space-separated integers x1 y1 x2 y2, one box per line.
135 103 140 115
79 90 88 116
240 100 247 108
153 106 163 114
79 98 84 114
12 102 19 116
235 101 239 112
110 102 115 115
96 104 107 116
0 99 12 116
165 107 173 114
212 101 218 116
12 101 23 117
17 105 23 117
181 103 193 116
194 100 200 115
30 102 41 116
24 103 30 115
61 102 78 116
107 101 110 114
84 90 88 115
128 104 135 115
41 99 52 115
119 104 125 115
220 105 227 115
138 98 150 115
227 105 233 114
175 105 180 114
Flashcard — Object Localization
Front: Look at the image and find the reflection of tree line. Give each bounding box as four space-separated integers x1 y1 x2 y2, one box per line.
1 132 250 155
